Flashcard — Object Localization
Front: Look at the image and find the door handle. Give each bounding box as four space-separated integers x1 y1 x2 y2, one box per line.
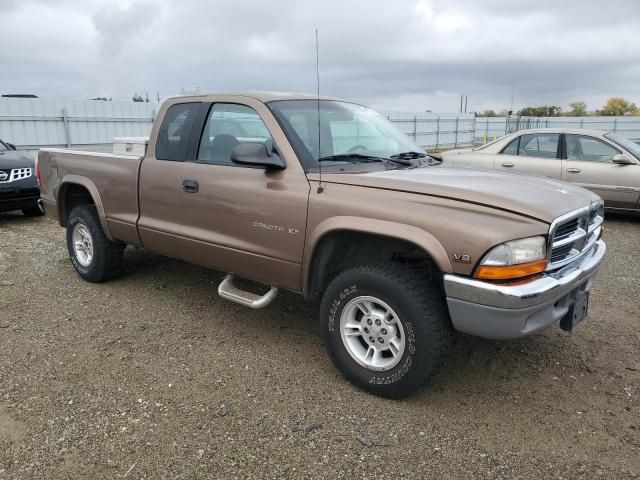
566 168 581 174
501 162 514 167
182 179 199 193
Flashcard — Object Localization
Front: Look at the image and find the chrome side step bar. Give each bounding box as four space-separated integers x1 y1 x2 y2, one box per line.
217 274 278 309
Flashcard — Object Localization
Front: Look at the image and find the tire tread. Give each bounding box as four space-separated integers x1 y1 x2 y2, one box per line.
67 205 124 282
320 262 453 398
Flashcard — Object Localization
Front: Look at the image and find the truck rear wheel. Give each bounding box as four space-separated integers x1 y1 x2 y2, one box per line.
320 263 453 398
66 205 124 283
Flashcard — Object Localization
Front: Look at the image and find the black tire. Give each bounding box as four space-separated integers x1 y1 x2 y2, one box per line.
66 204 124 283
22 203 44 217
320 263 453 399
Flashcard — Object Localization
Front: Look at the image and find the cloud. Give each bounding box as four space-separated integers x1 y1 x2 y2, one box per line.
1 0 639 112
91 0 160 57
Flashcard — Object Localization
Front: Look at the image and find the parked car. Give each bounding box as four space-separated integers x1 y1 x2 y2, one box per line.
0 139 43 217
37 93 606 398
441 128 640 212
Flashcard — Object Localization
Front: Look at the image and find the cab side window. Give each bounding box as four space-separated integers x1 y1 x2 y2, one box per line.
197 104 273 165
155 103 200 161
565 134 620 163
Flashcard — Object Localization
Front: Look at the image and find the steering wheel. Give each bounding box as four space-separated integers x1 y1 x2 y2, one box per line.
347 145 368 153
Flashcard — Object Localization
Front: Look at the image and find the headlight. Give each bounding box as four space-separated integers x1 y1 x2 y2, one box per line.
474 236 547 280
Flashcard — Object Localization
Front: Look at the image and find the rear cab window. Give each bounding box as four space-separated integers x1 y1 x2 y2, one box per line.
155 103 200 161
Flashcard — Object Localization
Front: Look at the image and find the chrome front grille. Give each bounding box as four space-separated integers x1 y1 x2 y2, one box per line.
553 218 580 240
0 168 32 183
548 202 604 270
550 243 574 263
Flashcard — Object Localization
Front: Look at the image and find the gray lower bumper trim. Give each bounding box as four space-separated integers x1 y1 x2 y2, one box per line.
443 240 606 310
443 240 606 340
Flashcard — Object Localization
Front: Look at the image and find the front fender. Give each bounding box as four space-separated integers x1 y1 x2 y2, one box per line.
302 216 452 295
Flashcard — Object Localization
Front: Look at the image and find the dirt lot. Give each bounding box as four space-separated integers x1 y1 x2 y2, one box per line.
0 213 638 479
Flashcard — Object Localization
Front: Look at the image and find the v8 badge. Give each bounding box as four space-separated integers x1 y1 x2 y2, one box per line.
452 253 472 264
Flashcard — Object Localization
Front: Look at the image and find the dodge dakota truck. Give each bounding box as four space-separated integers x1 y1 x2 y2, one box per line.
37 92 607 398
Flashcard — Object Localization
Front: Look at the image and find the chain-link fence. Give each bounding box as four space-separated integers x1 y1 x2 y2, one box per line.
383 112 476 150
389 114 640 150
0 98 157 156
476 116 640 145
3 97 639 155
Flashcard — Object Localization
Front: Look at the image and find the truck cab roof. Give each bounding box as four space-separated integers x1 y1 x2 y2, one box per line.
167 91 339 103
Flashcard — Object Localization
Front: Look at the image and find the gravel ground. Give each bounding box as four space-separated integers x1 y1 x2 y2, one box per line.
0 212 638 479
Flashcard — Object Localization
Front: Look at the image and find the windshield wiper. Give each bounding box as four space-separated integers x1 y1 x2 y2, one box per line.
318 153 383 163
391 150 442 164
318 153 412 166
389 151 427 160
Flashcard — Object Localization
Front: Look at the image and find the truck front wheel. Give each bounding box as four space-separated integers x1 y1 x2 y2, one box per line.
320 263 453 398
66 205 124 283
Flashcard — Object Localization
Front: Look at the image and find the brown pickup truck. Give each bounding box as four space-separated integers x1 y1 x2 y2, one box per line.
37 92 607 398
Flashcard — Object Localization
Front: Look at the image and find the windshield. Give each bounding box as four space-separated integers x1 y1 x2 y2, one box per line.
268 100 426 170
604 133 640 160
0 141 7 152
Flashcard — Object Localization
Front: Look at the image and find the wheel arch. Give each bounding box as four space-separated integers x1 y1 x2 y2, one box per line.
303 217 452 299
57 176 113 240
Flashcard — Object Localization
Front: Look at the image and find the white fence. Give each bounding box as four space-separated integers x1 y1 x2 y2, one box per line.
2 97 639 155
475 116 640 144
0 98 156 155
382 112 476 149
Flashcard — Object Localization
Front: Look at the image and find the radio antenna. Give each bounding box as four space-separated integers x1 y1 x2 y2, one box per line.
315 28 324 194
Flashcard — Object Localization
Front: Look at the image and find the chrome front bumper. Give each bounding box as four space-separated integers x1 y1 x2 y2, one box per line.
443 240 606 339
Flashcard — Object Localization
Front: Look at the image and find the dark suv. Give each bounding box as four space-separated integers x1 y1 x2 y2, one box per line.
0 139 43 217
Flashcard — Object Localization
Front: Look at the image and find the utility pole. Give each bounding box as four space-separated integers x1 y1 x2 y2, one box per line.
459 94 463 113
509 85 514 115
464 95 468 114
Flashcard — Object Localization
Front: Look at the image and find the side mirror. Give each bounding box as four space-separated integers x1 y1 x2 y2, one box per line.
6 142 16 150
230 143 285 170
612 153 635 165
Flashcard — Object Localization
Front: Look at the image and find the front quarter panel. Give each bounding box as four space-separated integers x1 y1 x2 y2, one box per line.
303 180 548 293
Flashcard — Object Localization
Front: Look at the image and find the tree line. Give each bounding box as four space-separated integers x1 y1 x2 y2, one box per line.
480 97 639 117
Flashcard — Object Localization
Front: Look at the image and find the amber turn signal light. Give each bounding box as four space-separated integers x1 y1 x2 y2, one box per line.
474 260 548 281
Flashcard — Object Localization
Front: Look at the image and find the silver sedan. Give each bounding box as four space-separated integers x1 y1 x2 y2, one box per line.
441 128 640 212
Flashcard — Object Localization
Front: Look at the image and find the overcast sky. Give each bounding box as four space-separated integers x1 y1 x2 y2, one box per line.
2 0 639 112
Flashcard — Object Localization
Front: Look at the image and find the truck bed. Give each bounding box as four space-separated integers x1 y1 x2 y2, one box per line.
38 148 143 245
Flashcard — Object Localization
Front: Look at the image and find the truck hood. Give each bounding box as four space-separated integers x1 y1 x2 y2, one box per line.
316 165 601 223
0 150 35 169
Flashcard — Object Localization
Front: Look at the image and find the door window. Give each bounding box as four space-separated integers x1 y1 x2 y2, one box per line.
501 137 519 155
565 134 621 163
517 134 560 158
197 104 273 165
155 103 200 161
